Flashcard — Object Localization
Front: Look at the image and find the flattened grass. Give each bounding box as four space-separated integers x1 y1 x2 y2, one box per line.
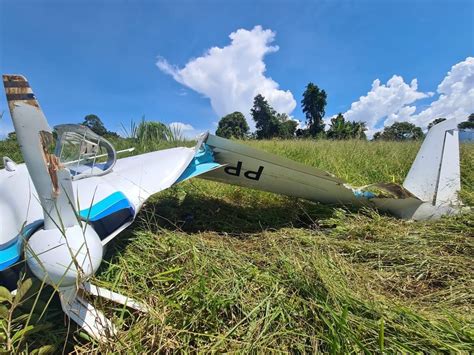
91 193 473 352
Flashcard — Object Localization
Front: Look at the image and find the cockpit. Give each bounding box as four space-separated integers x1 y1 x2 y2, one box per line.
54 124 117 180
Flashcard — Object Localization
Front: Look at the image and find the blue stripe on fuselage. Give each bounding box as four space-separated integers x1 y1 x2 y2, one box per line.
0 240 21 271
0 220 44 271
79 191 135 222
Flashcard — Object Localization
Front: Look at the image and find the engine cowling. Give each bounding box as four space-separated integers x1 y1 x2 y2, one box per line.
25 225 103 288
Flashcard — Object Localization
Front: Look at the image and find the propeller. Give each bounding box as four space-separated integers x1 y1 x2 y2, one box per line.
3 75 145 340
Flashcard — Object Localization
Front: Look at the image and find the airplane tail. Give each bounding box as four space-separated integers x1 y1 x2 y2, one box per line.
199 125 462 220
403 118 461 206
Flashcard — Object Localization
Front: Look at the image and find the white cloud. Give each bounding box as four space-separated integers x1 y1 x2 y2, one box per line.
157 26 296 129
343 57 474 134
168 121 202 139
406 57 474 127
343 76 429 130
292 117 305 130
169 121 194 131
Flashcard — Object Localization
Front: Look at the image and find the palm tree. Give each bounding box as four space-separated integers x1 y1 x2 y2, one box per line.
350 121 367 139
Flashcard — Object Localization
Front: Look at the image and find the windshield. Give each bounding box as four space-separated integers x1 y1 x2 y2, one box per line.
54 124 116 180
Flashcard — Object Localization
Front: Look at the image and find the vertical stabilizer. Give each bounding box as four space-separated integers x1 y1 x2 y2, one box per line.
403 119 461 206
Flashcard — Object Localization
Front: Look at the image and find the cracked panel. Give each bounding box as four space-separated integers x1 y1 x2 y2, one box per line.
39 130 63 197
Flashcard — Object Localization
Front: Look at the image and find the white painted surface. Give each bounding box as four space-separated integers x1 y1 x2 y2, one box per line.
59 287 116 341
0 147 196 249
0 164 42 247
403 118 461 204
435 129 461 205
25 225 103 287
9 102 78 230
82 282 147 312
202 134 360 205
73 146 196 212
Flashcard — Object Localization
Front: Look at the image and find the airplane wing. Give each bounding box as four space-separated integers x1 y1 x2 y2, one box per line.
71 137 222 245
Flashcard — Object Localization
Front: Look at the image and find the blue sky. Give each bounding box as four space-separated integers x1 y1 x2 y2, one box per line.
0 0 473 137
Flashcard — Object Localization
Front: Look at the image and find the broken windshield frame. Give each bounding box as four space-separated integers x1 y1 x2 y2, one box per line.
54 124 116 180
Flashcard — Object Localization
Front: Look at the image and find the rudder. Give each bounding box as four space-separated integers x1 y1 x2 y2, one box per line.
403 118 461 206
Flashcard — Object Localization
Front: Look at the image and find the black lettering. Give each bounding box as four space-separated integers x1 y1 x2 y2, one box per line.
244 166 264 181
224 161 242 176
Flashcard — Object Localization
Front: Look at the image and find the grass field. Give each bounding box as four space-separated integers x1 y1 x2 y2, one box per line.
0 139 473 353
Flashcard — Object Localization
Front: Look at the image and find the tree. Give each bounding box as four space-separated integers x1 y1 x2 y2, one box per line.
82 114 120 137
6 132 16 141
216 112 249 139
373 122 424 141
104 131 120 139
373 131 382 140
82 114 108 136
251 94 299 139
327 114 351 139
276 113 298 139
301 83 327 137
349 121 367 140
251 94 281 139
295 128 309 138
458 113 474 130
327 113 367 140
428 118 446 130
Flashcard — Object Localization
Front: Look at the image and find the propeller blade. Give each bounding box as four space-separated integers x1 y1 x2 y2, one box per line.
81 282 148 312
3 75 77 230
59 287 116 341
59 283 147 341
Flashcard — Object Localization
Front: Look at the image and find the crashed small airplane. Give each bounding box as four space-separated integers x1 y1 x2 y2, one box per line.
0 75 463 340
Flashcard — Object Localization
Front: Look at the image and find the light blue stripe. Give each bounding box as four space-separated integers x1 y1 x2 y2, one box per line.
176 143 221 183
0 240 21 271
353 190 376 199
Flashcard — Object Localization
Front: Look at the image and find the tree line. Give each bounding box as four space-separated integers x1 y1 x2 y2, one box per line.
216 83 474 141
3 96 472 142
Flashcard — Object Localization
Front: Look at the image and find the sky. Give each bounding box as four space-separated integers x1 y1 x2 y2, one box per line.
0 0 473 138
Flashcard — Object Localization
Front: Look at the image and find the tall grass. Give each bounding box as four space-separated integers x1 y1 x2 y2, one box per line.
120 118 188 151
244 139 474 204
0 138 472 353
